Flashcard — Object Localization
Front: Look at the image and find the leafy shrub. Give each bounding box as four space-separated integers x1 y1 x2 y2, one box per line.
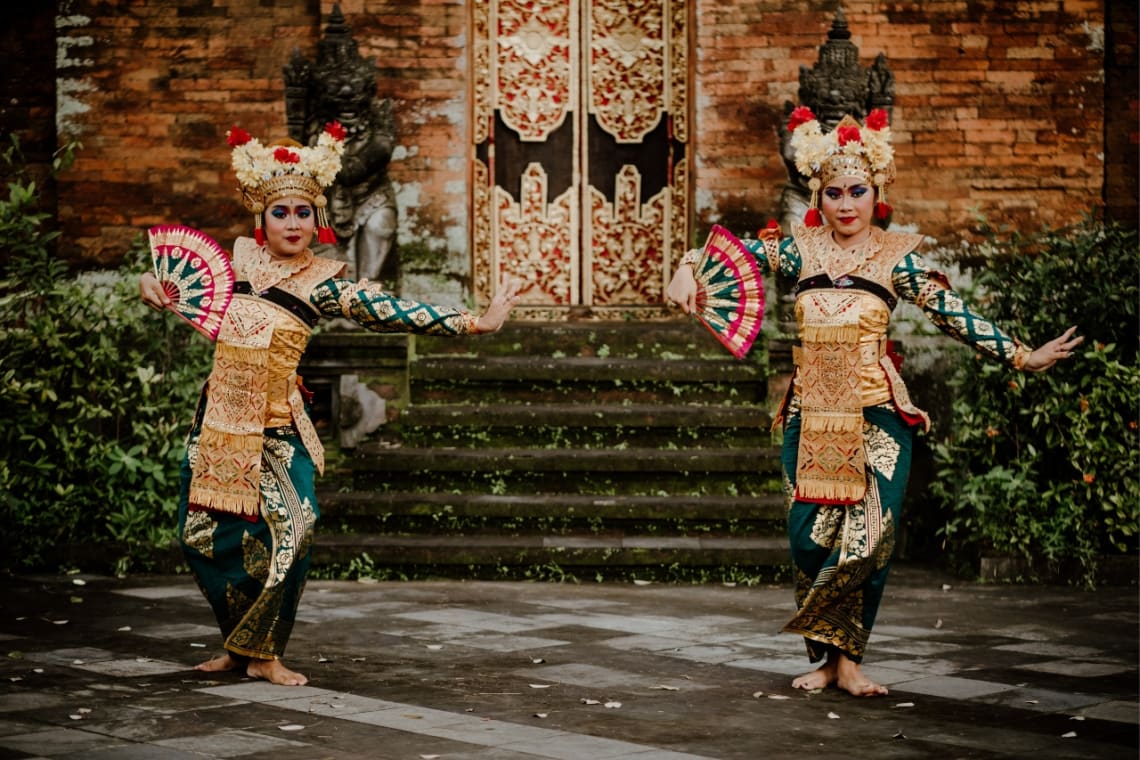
0 135 212 573
930 215 1139 586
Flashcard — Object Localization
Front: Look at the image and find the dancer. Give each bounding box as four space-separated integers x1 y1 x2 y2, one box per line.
140 122 520 685
667 107 1081 696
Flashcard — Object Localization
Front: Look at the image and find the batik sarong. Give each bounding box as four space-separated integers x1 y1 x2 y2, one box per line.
780 404 914 663
179 425 318 660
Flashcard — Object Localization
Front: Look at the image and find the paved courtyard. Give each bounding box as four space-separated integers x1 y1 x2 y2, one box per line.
0 566 1135 759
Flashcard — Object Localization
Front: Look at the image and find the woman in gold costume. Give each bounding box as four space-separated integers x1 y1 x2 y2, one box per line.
667 107 1081 696
140 122 520 686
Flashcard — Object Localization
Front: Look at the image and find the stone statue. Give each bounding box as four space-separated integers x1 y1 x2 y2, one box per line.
284 4 397 283
777 8 895 232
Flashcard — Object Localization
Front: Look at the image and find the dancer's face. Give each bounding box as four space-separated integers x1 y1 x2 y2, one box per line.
264 197 315 258
821 177 874 248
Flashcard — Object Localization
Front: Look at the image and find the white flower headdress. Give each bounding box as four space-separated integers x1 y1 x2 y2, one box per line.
226 122 347 245
787 107 896 227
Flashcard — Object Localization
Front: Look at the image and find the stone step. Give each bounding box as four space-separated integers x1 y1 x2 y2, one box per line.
414 319 735 359
397 402 772 428
317 491 786 522
350 446 782 474
311 533 790 570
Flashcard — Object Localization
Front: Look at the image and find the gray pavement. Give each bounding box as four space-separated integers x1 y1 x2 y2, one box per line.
0 566 1136 759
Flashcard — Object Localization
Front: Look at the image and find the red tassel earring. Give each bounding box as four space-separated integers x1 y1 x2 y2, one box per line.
316 195 337 245
253 209 265 246
804 179 823 227
874 184 892 221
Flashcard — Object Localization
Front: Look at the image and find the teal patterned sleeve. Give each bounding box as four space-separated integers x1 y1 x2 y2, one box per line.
740 235 802 280
310 278 477 336
892 252 1032 368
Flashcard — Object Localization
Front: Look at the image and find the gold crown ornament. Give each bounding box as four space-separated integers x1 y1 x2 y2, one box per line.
787 107 896 227
226 121 347 245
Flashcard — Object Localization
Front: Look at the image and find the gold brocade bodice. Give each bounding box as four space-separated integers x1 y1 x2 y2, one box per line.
792 292 892 407
264 311 311 427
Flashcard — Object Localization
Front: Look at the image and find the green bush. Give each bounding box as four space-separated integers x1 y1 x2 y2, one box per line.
930 215 1139 586
0 135 212 573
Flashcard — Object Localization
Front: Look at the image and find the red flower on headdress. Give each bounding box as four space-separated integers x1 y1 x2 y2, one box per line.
274 147 301 164
226 126 252 147
837 125 862 146
865 109 889 131
324 120 347 141
787 106 816 132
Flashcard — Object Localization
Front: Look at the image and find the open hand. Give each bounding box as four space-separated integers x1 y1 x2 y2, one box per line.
1022 326 1084 372
475 279 522 333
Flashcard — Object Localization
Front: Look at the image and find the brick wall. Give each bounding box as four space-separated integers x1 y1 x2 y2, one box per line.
14 1 1127 273
694 0 1113 240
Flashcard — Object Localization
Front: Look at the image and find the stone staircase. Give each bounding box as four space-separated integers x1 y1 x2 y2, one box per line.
310 321 791 581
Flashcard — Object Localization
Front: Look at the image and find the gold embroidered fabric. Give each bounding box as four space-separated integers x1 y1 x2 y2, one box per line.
794 290 867 504
787 225 925 504
189 240 340 516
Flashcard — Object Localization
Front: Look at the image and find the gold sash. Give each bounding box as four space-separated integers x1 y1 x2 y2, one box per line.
794 290 867 504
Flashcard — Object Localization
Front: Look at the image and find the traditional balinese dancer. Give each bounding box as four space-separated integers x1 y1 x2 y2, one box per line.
667 107 1081 696
140 122 520 685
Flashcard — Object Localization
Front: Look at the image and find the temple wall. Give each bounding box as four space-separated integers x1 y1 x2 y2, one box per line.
1 1 1133 286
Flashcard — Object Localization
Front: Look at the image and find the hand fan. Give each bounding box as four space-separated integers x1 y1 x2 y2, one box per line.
148 225 235 341
690 224 765 360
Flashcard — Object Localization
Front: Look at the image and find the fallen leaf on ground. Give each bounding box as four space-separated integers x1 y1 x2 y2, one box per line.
278 724 305 731
893 730 906 739
828 712 840 719
1061 731 1077 738
426 645 443 651
768 695 790 700
650 685 679 691
72 578 86 586
1070 716 1086 721
604 701 621 709
531 658 545 664
117 626 131 632
581 698 601 705
751 691 764 698
935 619 943 629
533 712 548 718
528 683 552 689
893 702 915 708
632 579 652 586
190 643 206 648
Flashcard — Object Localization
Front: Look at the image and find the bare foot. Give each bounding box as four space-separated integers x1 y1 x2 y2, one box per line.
246 658 308 686
835 655 888 697
791 658 837 691
194 653 244 673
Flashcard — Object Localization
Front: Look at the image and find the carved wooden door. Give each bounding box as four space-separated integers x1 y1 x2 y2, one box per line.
471 0 690 316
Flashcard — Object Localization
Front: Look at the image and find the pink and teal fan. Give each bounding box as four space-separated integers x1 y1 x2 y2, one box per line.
690 224 765 360
147 225 235 341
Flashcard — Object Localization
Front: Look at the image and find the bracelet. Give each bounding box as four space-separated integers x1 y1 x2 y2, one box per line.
464 312 481 335
680 248 701 268
1011 343 1033 371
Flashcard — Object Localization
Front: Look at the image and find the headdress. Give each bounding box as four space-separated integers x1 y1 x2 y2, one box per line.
226 121 347 245
787 107 895 227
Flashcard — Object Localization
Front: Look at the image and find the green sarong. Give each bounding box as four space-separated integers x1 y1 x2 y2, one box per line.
780 405 914 663
178 425 318 660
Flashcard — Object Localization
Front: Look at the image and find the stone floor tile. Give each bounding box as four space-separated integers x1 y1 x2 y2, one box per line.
0 726 125 755
154 728 306 757
992 641 1106 658
1077 699 1140 724
443 633 571 652
891 674 1017 699
394 608 551 633
1014 659 1134 678
69 657 187 678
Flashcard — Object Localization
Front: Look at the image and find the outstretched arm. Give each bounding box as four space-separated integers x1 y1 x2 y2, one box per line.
893 252 1082 371
310 277 520 335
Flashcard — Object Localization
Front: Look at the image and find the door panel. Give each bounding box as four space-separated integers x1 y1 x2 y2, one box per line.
472 0 689 316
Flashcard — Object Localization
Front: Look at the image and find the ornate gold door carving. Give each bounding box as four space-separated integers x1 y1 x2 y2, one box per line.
472 0 690 316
